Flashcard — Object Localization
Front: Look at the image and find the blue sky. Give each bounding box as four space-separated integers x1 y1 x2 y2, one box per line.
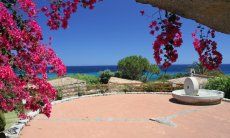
39 0 230 66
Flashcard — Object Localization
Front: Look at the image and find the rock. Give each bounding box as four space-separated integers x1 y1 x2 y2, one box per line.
136 0 230 34
108 77 143 86
108 77 143 92
48 77 86 87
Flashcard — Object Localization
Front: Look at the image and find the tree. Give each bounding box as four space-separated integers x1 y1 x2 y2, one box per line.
118 56 150 80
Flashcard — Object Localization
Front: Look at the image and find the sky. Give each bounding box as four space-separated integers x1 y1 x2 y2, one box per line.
39 0 230 66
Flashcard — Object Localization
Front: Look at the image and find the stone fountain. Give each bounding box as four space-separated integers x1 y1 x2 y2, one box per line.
172 77 224 105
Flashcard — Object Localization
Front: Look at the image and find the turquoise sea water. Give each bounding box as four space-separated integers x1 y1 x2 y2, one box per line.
48 64 230 79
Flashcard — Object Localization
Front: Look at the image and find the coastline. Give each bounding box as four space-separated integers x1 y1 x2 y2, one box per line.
47 64 230 79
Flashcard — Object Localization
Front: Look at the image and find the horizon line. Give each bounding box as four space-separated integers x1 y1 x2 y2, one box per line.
64 64 230 67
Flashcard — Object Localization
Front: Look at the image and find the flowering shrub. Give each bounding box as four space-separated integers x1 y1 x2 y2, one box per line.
192 27 222 70
0 0 101 118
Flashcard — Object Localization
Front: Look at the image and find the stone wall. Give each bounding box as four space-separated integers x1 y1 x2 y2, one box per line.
49 77 87 97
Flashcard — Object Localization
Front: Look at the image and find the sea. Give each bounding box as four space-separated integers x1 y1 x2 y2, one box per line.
48 64 230 79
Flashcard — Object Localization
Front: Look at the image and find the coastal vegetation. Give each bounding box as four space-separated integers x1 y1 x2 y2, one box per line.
51 59 228 98
50 60 228 99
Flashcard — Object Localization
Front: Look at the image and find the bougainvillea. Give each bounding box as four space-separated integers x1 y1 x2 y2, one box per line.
192 26 222 70
0 0 101 118
141 10 222 70
142 11 183 69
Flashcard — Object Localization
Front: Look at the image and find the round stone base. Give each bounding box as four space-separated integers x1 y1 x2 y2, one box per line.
172 89 224 105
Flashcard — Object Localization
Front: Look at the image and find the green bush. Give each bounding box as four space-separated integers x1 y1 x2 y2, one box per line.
56 87 63 100
203 70 223 77
0 111 6 132
142 82 182 92
69 74 100 85
99 70 114 84
205 76 230 98
118 55 150 80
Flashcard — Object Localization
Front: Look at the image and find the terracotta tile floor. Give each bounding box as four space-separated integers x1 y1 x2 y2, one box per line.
20 94 230 138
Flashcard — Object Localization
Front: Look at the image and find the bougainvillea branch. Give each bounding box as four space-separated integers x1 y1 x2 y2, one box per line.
41 0 102 30
192 26 222 70
141 10 183 69
141 9 223 70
